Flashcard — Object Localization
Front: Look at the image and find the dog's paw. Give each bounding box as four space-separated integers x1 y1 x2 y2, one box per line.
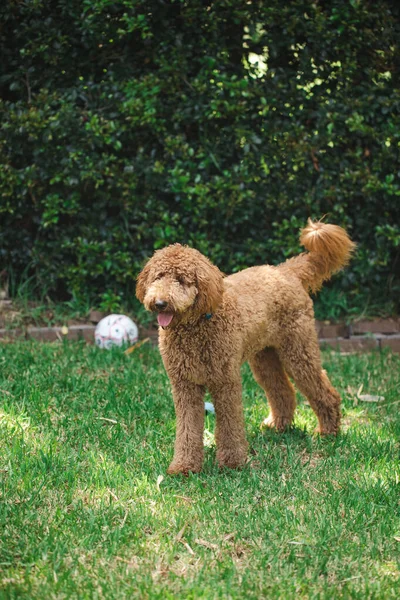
167 461 202 476
314 408 341 436
260 415 293 432
314 424 340 436
216 448 248 470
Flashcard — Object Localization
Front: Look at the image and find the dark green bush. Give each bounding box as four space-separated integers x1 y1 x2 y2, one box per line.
1 0 399 319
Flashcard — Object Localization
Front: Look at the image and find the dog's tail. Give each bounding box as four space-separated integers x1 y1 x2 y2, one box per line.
279 219 356 293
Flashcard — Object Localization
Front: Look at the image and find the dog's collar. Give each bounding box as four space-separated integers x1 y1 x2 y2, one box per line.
204 313 213 320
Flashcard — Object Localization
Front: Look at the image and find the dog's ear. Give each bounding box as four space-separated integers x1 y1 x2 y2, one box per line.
195 255 224 315
136 261 152 304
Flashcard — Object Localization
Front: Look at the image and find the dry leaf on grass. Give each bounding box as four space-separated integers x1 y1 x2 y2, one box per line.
174 524 195 555
98 417 118 424
195 538 218 550
174 495 193 504
358 394 385 403
124 338 150 355
108 489 119 502
288 540 308 545
350 383 385 403
175 524 188 542
181 541 195 556
120 511 129 529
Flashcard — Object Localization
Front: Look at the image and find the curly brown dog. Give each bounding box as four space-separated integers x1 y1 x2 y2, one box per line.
136 220 355 475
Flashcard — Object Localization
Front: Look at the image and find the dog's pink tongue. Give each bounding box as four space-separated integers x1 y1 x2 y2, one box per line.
157 313 173 327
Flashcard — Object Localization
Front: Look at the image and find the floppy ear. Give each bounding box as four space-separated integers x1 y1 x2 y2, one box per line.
195 254 224 315
136 261 152 304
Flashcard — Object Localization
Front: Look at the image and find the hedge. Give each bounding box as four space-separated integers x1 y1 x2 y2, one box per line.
1 0 399 319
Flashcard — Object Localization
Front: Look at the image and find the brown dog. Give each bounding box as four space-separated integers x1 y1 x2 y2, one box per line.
136 220 355 474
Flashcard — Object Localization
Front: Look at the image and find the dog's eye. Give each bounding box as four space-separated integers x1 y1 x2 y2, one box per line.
176 276 185 286
155 272 165 281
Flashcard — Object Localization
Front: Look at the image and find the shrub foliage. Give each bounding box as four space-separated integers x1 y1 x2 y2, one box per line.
1 0 399 317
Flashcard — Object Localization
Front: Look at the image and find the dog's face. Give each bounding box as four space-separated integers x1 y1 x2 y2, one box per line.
136 244 224 328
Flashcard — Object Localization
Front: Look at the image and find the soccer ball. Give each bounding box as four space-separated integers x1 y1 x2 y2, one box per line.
95 314 139 349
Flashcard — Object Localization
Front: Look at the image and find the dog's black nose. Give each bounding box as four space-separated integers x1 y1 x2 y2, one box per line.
155 300 168 311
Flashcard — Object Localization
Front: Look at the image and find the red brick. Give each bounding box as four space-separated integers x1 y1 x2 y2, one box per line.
319 337 379 352
380 335 400 353
352 319 399 335
27 327 60 341
88 310 107 324
26 325 96 342
66 325 96 342
0 328 23 341
315 321 348 338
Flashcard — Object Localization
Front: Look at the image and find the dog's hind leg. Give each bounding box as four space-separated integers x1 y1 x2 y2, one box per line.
167 380 206 475
209 378 249 469
249 348 296 432
277 324 341 435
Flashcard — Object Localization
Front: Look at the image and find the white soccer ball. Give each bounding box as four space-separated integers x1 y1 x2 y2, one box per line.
95 314 139 349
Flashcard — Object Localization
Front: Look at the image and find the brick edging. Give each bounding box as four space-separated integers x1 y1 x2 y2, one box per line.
316 318 400 353
0 325 96 343
319 335 400 353
1 320 399 353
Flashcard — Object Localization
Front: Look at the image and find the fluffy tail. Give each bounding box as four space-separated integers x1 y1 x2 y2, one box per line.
279 219 356 293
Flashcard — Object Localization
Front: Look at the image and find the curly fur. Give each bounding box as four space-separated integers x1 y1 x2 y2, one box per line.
137 220 356 474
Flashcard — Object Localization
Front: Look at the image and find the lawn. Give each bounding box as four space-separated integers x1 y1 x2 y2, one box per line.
1 341 399 599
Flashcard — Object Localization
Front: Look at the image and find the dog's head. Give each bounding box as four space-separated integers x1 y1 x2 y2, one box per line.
136 244 224 328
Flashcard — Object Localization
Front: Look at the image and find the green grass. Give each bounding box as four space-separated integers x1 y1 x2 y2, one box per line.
0 342 399 599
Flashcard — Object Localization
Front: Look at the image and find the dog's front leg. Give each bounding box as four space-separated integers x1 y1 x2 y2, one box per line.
209 379 249 470
167 380 205 475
